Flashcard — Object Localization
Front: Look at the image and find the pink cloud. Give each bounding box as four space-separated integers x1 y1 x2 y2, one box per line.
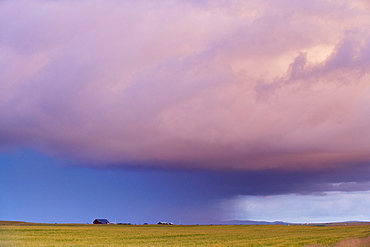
1 0 370 170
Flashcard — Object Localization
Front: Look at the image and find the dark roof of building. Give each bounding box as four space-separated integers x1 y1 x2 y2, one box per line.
94 219 109 224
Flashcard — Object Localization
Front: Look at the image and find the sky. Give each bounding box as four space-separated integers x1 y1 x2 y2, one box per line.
1 0 370 224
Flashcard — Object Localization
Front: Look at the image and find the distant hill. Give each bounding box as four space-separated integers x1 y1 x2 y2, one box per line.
0 220 28 225
219 220 289 225
2 220 370 226
219 220 370 226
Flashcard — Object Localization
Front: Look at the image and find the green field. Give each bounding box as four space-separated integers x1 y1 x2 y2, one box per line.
1 221 370 246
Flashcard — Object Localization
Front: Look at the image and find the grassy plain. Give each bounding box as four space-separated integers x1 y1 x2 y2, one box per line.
1 221 370 246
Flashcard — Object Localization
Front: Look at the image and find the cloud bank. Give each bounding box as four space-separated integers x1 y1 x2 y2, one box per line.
1 0 370 170
221 191 370 223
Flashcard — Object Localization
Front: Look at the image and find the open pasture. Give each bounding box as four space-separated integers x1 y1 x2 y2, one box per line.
1 221 370 246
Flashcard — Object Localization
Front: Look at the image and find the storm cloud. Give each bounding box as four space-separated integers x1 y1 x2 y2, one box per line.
1 0 370 172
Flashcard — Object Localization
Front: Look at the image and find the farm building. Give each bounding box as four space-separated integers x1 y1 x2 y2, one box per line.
93 219 110 224
158 222 173 225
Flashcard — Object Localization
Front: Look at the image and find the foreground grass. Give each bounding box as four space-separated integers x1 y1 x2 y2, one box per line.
1 222 370 246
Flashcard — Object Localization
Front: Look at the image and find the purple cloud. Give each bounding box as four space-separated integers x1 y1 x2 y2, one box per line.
1 0 370 171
